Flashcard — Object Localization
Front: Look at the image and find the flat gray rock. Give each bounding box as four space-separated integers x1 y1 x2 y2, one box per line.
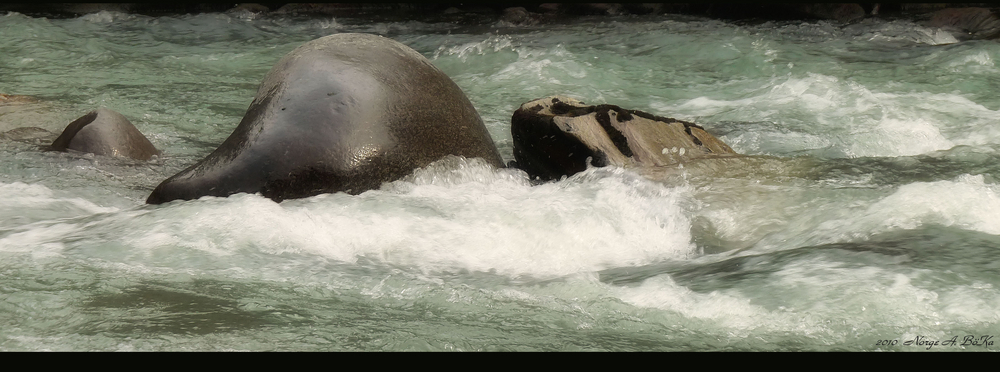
511 95 736 180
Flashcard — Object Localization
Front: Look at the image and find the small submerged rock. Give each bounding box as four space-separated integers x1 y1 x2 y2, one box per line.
0 126 54 145
1 95 77 145
0 94 40 104
511 95 736 180
1 96 158 159
49 108 159 160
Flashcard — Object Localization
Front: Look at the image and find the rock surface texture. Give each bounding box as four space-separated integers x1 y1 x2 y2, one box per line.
511 96 736 180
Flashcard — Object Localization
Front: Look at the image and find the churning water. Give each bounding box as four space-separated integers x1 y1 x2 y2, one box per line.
1 10 999 351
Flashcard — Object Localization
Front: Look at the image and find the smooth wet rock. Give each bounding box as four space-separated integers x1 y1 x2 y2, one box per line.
49 108 159 160
146 33 503 204
511 96 736 180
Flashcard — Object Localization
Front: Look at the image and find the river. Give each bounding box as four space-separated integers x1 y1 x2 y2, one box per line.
1 9 998 351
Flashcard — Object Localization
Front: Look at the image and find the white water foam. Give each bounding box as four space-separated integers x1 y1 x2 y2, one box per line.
655 73 958 157
116 160 696 279
0 182 118 228
0 182 119 259
836 173 1000 236
432 35 515 62
619 254 998 341
78 10 135 24
704 173 1000 254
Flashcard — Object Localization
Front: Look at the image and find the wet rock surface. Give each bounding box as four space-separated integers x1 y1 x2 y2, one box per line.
146 33 503 204
49 108 159 160
511 95 736 181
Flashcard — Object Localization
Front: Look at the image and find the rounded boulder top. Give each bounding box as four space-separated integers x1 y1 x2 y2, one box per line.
146 33 503 204
49 107 159 160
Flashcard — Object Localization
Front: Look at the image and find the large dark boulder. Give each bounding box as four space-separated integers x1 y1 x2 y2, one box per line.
511 96 736 180
147 33 503 204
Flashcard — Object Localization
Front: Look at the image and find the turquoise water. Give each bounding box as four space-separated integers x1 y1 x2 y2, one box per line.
1 10 999 351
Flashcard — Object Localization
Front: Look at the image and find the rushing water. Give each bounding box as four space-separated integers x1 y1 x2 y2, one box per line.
2 10 1000 351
